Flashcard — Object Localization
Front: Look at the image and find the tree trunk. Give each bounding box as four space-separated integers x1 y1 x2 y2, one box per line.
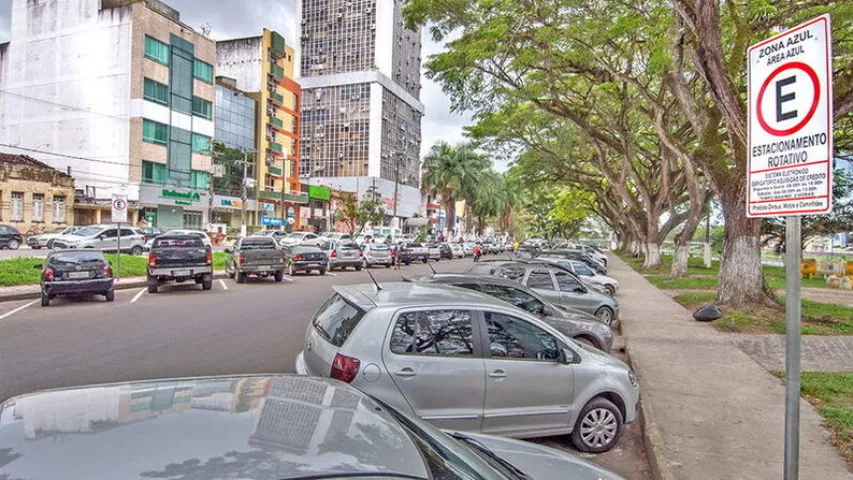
671 244 690 278
716 190 776 306
644 243 661 268
445 200 456 237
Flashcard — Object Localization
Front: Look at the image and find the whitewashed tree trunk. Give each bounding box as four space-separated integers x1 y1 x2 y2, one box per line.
671 243 690 278
718 235 772 305
630 240 639 256
644 243 661 268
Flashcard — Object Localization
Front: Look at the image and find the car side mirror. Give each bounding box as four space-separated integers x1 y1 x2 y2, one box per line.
224 247 233 254
33 264 43 270
559 347 581 365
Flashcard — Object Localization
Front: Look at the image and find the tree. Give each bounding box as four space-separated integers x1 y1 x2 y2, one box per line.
336 187 386 237
211 142 253 198
421 141 490 236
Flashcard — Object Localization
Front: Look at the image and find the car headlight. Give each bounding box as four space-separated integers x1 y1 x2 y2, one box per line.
628 370 638 387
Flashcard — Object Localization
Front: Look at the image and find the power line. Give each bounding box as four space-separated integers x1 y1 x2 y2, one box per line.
0 89 131 122
0 142 137 167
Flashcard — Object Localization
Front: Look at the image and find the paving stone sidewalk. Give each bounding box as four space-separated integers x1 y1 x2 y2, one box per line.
733 334 853 372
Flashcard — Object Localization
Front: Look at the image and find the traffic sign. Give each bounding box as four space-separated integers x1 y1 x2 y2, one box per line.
747 15 833 217
111 193 128 223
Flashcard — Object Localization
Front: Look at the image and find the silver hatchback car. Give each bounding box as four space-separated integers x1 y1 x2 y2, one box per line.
296 282 639 453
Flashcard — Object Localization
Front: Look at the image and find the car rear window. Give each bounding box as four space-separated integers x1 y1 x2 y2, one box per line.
313 294 366 347
293 246 321 253
241 237 277 249
154 237 204 248
407 243 423 248
370 244 390 251
49 251 105 263
338 242 359 250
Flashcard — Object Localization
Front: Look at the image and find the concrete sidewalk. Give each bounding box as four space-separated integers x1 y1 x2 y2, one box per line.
610 255 852 479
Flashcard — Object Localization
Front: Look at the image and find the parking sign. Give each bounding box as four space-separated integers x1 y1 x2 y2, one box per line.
747 15 833 217
111 194 128 223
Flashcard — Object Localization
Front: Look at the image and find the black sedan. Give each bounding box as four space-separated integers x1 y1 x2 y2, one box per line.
283 245 328 275
439 243 454 260
36 250 115 306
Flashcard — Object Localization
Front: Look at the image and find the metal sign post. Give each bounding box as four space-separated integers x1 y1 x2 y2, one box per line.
111 193 128 281
747 15 832 480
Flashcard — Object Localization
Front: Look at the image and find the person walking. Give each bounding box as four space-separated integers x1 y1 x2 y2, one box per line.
473 244 482 263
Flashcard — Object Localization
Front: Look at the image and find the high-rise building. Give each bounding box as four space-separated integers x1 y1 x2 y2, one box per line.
0 0 216 229
298 0 425 228
216 29 306 230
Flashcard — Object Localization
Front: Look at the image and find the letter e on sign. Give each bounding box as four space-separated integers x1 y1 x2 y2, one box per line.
747 15 833 217
111 194 128 223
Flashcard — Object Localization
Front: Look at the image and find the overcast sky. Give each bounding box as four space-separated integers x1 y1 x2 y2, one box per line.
0 0 474 161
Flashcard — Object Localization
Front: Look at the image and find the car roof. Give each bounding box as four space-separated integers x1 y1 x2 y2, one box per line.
0 375 428 480
334 281 511 310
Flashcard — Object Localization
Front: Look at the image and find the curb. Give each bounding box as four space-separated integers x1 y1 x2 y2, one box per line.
625 343 678 480
0 272 228 303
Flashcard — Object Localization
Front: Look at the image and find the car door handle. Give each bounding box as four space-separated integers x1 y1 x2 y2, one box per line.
489 370 507 379
394 368 417 378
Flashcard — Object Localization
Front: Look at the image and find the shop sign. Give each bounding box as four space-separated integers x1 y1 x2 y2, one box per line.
161 189 202 206
308 185 331 201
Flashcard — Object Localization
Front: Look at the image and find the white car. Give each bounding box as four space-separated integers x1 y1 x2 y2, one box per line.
579 245 608 267
462 243 475 256
560 259 619 296
52 225 147 255
280 231 322 246
320 232 352 243
26 226 82 249
145 229 211 250
448 243 465 258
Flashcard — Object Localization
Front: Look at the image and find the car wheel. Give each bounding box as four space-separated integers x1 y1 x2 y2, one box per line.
130 245 143 256
40 292 50 307
422 258 428 264
319 269 326 275
275 270 284 282
236 271 245 284
604 284 616 296
47 239 55 249
288 264 295 276
571 397 624 453
385 263 391 269
147 277 158 294
355 264 363 271
32 246 41 250
202 275 213 290
105 289 115 302
594 306 614 326
7 239 20 250
362 258 369 269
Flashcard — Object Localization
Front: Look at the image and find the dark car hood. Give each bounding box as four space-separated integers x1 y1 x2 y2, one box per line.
460 433 625 480
0 376 427 480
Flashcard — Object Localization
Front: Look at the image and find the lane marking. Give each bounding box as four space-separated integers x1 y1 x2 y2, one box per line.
219 279 228 290
130 288 146 304
327 273 338 277
0 300 38 321
281 276 293 283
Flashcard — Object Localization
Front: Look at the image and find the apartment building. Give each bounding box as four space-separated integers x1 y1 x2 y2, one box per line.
298 0 425 229
216 29 306 230
0 0 215 230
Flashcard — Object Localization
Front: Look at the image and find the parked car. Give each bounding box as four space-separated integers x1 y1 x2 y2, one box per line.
360 243 393 268
53 225 146 255
144 229 211 251
25 226 80 249
425 243 442 261
438 243 454 260
0 224 23 250
297 282 638 453
320 232 352 242
406 273 614 351
462 242 476 256
579 244 609 267
255 229 289 243
320 240 363 271
279 231 322 246
538 250 607 275
397 242 429 265
448 243 465 258
0 374 625 480
470 261 619 325
146 234 213 293
283 245 328 275
35 249 115 306
541 258 620 296
224 236 287 283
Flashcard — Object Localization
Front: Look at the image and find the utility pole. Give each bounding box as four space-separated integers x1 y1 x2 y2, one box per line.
393 152 401 231
241 150 250 233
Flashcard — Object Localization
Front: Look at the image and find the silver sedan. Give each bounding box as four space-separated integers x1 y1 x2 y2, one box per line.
296 282 639 453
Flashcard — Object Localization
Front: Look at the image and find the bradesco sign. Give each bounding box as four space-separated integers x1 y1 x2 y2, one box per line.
747 15 833 217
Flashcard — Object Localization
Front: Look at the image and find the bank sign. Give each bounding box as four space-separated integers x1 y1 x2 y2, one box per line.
160 189 202 206
747 15 833 217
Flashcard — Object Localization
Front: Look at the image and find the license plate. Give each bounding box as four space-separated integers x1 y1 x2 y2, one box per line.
308 263 321 267
67 271 90 279
173 269 190 277
257 266 269 271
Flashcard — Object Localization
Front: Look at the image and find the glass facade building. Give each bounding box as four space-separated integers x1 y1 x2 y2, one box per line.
215 85 257 152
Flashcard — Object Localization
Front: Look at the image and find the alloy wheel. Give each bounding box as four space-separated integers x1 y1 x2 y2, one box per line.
595 307 613 326
579 408 618 449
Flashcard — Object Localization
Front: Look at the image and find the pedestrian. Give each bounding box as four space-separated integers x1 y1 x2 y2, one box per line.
392 244 401 270
473 244 481 262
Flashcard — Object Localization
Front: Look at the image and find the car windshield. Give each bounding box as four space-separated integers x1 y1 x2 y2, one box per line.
293 246 320 253
241 238 277 249
49 251 105 264
287 232 307 238
338 242 359 250
73 227 103 237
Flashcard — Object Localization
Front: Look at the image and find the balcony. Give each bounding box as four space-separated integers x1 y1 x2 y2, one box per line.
270 91 284 106
270 64 285 81
269 116 283 129
269 166 282 176
269 141 283 153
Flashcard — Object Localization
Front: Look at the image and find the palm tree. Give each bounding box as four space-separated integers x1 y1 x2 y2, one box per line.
421 142 489 236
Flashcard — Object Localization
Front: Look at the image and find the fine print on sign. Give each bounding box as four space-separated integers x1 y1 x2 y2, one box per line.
747 14 833 217
111 193 128 223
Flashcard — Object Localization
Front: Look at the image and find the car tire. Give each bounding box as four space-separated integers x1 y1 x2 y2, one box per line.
288 264 295 276
105 289 115 302
130 245 143 256
355 264 363 271
275 270 284 282
147 277 158 294
594 307 614 326
236 271 246 284
571 397 624 453
47 239 56 249
319 269 326 275
40 292 49 307
32 246 41 250
202 275 213 290
226 264 235 279
604 284 616 296
8 239 20 250
422 258 428 264
362 258 369 269
385 263 391 269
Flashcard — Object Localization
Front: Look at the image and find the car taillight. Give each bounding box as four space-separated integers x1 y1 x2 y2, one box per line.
330 353 361 383
148 253 156 267
206 250 212 265
238 253 245 264
331 249 337 258
43 268 55 282
293 254 303 261
407 249 413 254
103 265 113 277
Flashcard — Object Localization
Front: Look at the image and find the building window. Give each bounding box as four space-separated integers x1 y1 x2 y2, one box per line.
190 171 210 190
191 133 211 154
32 194 44 222
53 196 66 223
183 212 203 229
143 119 169 145
192 96 212 119
193 59 213 84
265 174 275 189
143 78 169 105
144 35 170 65
142 161 168 185
10 192 23 221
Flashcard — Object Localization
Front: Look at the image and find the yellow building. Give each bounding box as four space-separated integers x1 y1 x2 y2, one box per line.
216 29 305 230
0 153 75 236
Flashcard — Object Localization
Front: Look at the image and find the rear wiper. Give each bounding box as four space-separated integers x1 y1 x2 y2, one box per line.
449 432 532 480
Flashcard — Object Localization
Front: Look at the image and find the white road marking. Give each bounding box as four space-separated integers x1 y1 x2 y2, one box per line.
219 279 228 290
281 276 293 283
327 273 338 277
130 288 146 304
0 300 38 321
